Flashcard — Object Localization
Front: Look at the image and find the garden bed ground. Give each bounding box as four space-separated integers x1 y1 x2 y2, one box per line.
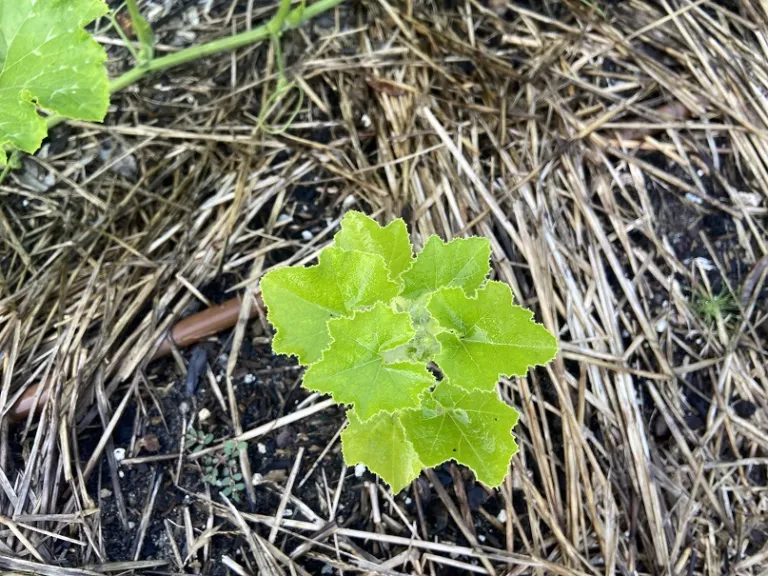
1 0 767 575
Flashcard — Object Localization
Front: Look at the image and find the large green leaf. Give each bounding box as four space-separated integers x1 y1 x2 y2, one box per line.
428 281 558 391
261 247 399 365
341 408 422 493
0 0 109 164
334 211 413 281
400 380 520 487
400 236 490 301
302 302 435 420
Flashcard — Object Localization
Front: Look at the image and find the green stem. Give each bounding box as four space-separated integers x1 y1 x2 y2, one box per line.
125 0 155 62
268 0 294 36
110 0 341 93
45 0 342 131
107 9 141 64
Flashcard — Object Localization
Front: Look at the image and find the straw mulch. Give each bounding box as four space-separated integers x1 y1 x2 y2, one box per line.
1 0 766 574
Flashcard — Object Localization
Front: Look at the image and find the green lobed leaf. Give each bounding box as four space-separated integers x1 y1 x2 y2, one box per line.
0 0 110 164
341 408 422 493
428 281 558 391
302 302 436 421
334 211 413 281
400 236 491 301
399 380 520 487
261 246 399 365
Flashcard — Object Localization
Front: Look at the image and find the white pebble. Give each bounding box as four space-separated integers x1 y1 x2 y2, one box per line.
405 497 412 505
694 257 715 271
198 408 211 422
243 374 256 385
684 192 703 205
113 448 126 463
283 509 293 517
301 230 313 241
354 463 366 477
478 534 486 542
252 473 264 485
497 509 507 523
257 442 267 455
655 318 668 333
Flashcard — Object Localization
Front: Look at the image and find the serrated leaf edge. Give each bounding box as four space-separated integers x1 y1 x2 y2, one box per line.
0 0 110 157
341 410 423 493
427 281 559 390
403 381 521 488
301 301 436 423
336 211 415 283
260 247 399 365
401 234 492 300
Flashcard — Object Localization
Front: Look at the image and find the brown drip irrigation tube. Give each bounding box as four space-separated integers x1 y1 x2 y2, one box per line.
7 293 263 422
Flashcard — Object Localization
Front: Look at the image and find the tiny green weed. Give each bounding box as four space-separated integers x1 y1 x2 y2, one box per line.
186 430 247 502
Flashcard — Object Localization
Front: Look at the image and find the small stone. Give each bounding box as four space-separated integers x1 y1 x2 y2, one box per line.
252 473 264 485
179 401 190 415
497 509 507 523
685 192 703 204
354 463 366 477
301 230 313 241
655 318 668 333
283 509 293 517
243 374 256 385
113 448 126 463
478 534 486 542
100 488 112 498
118 470 125 478
128 521 136 530
257 443 267 455
198 408 211 422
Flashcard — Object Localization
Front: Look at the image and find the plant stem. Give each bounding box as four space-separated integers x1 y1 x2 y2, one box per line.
268 0 295 36
45 0 343 132
124 0 155 62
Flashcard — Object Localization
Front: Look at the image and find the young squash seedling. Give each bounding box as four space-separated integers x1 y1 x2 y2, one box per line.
261 212 558 492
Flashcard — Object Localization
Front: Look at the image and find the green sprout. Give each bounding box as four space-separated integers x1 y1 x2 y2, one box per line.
693 288 738 326
186 430 247 502
260 211 558 492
